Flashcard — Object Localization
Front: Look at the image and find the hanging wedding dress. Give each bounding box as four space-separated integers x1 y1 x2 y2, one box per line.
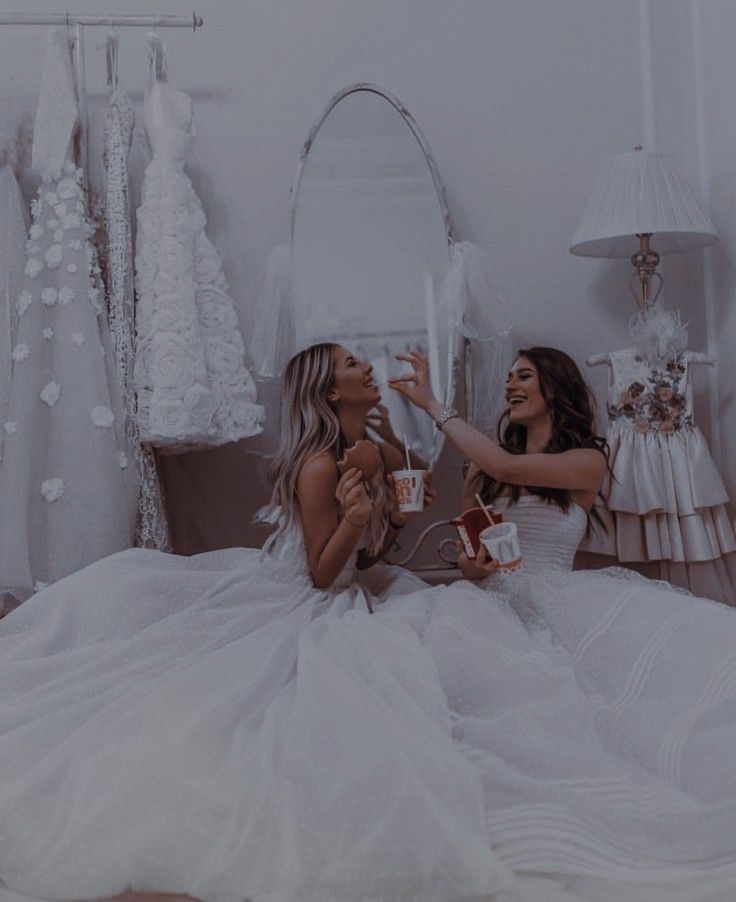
5 492 736 899
0 28 136 605
0 163 28 466
102 36 171 550
133 41 264 447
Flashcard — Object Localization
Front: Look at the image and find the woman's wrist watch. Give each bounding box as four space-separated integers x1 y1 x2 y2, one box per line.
434 407 459 431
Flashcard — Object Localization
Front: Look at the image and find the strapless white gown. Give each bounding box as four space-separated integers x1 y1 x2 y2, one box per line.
3 499 736 901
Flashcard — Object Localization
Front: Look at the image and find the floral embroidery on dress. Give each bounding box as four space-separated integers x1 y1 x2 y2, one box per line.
91 406 114 428
40 477 64 502
40 381 61 406
17 291 32 316
25 258 42 278
44 245 63 268
607 356 692 436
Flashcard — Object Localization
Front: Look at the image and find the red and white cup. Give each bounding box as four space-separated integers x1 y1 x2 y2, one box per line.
393 469 425 513
479 521 523 571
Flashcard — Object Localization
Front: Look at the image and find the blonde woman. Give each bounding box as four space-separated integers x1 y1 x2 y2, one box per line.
264 342 432 589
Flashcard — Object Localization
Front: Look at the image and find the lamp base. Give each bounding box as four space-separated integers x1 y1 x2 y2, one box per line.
630 233 662 313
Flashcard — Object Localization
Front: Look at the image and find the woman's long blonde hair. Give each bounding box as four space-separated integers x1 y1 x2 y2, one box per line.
264 343 393 556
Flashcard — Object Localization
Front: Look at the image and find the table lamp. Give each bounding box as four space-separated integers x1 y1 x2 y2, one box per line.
570 146 717 312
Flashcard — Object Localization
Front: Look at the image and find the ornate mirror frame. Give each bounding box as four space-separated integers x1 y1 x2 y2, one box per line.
288 83 465 471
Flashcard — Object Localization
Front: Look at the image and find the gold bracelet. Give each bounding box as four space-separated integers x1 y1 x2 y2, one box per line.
344 515 369 529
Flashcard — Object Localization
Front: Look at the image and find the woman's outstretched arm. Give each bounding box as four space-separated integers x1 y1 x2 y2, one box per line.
297 452 372 589
389 352 605 494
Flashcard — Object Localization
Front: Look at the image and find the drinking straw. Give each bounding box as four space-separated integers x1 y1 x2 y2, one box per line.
475 493 495 526
403 434 411 470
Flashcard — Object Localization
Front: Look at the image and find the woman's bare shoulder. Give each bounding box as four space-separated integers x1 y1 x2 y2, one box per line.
298 451 337 484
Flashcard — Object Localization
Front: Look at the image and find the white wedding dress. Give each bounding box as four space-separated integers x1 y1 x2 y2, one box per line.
4 498 736 900
133 46 264 448
0 29 136 606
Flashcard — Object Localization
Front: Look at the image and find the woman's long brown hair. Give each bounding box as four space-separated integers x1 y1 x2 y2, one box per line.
472 347 611 524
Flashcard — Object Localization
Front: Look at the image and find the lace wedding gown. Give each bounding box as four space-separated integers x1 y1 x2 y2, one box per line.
103 63 170 550
4 497 736 900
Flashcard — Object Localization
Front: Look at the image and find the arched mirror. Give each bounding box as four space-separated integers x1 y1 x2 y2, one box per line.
290 84 458 467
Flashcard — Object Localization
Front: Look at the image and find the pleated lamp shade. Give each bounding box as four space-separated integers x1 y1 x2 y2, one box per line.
570 149 718 258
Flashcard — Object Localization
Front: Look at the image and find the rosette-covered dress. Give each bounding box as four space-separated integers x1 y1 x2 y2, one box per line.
584 348 736 603
0 28 135 606
133 57 264 447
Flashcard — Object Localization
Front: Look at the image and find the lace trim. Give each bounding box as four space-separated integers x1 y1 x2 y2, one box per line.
103 86 171 551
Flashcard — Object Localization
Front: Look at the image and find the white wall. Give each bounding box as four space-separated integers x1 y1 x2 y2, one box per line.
2 0 670 549
644 0 736 508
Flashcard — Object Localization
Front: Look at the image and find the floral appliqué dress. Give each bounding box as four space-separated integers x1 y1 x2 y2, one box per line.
585 348 736 602
0 28 136 606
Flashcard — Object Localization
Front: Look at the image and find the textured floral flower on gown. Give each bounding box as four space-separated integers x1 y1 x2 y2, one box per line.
133 55 264 447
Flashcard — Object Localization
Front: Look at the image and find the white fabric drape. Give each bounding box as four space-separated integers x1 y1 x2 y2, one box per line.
0 164 28 468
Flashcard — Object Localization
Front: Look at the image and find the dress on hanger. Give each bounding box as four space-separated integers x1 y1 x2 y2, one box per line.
6 498 736 900
133 45 264 447
0 163 28 467
584 347 736 603
0 27 136 606
103 42 171 550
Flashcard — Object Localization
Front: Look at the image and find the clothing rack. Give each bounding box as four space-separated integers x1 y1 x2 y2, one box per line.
0 14 203 29
0 12 204 173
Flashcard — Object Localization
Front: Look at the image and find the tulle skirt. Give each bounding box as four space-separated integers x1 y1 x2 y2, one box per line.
4 549 736 900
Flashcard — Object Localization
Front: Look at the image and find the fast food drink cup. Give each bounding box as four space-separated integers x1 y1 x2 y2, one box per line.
393 469 425 513
479 521 523 571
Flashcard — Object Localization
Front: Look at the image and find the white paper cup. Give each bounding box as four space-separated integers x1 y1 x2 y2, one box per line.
479 521 523 571
393 469 425 513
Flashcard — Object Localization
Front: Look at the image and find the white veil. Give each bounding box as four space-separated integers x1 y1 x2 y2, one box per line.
249 240 515 446
439 241 516 437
